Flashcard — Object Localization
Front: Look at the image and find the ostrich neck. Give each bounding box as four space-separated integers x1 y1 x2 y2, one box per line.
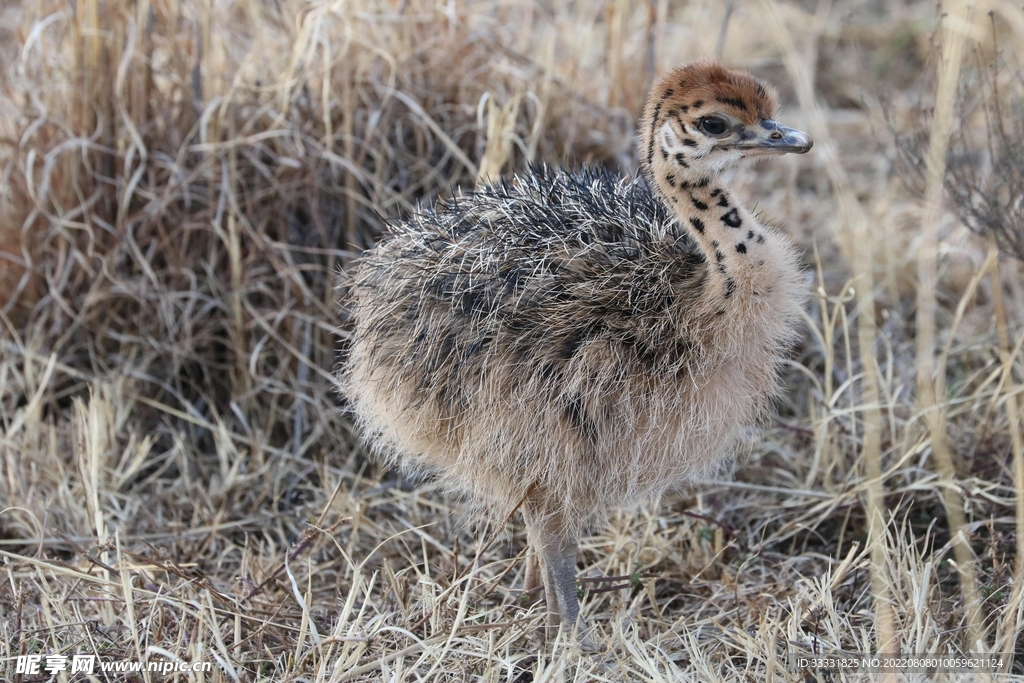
667 172 753 257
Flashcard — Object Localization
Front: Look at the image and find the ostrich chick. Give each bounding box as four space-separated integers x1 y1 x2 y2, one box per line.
342 61 812 639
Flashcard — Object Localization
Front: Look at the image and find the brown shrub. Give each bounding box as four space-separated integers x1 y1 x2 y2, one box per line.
0 0 626 454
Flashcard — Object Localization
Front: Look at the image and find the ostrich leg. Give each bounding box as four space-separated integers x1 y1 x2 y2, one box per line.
523 500 584 639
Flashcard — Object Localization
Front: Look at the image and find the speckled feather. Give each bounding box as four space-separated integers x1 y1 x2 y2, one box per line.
342 157 803 531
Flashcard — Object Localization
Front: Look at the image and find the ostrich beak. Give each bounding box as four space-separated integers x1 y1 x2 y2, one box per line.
731 119 813 155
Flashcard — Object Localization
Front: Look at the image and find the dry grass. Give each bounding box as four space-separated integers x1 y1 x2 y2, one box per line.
2 0 1024 681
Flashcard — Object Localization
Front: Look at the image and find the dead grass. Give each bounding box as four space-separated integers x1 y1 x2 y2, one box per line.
2 0 1024 681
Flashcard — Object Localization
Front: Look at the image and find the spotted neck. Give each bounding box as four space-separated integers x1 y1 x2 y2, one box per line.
652 169 768 305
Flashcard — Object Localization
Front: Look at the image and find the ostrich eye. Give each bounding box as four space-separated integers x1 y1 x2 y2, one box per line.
699 117 729 137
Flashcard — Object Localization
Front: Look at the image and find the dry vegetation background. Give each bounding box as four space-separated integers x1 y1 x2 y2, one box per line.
2 0 1024 681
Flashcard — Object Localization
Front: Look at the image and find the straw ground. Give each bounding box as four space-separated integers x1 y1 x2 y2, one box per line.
2 1 1024 681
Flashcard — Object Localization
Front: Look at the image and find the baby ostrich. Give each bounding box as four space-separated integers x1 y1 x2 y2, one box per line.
342 61 811 639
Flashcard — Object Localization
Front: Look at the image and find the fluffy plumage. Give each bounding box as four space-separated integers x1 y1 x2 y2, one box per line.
341 60 811 638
